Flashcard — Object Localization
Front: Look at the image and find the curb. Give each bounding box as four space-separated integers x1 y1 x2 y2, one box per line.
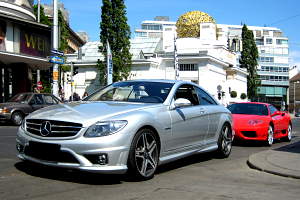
247 150 300 179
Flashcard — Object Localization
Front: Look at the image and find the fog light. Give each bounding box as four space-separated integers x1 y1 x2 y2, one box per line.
98 154 108 165
85 153 108 165
16 143 24 153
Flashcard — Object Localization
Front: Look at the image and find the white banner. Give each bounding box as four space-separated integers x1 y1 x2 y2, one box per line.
107 40 113 85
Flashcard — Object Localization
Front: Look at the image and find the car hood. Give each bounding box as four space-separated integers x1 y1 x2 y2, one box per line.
0 102 24 108
27 101 159 126
232 114 269 126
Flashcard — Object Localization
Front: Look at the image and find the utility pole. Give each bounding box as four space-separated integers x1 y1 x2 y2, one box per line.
70 62 74 101
37 0 41 86
52 0 59 97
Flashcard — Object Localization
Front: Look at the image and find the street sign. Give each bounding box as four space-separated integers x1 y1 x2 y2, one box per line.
51 49 64 56
49 56 64 64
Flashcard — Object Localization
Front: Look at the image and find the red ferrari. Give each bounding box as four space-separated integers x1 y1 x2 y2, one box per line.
227 102 292 146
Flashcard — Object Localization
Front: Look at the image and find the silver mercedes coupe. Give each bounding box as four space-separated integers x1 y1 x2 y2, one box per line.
16 80 233 180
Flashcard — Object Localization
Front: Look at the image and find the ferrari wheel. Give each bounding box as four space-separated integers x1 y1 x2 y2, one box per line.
266 125 274 146
283 124 292 142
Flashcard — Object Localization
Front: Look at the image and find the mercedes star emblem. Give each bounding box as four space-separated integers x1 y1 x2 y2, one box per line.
40 121 52 136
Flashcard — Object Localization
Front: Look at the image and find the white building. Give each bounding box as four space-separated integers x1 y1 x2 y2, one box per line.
218 24 289 107
65 20 248 105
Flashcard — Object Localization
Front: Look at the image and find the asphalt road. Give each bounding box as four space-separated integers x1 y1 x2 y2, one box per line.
0 119 300 200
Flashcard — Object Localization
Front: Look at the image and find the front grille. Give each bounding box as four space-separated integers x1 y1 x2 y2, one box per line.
24 141 79 164
241 131 257 138
26 119 82 138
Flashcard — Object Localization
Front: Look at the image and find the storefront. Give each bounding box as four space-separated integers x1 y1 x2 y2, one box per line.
0 14 51 102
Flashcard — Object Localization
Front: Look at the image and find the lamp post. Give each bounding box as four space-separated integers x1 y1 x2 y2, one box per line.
37 0 41 86
52 0 59 97
294 81 300 114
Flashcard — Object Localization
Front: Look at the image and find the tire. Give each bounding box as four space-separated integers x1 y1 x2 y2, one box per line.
283 124 292 142
266 125 274 146
11 111 24 126
127 128 159 180
216 123 233 158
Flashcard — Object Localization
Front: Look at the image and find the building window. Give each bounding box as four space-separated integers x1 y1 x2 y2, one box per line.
256 39 264 45
259 66 289 72
266 38 272 44
276 39 288 45
263 30 269 35
259 57 274 63
179 64 197 71
256 30 262 37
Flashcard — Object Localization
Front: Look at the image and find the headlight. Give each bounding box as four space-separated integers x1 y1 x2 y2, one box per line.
21 119 26 130
0 107 9 113
248 119 263 126
84 120 127 137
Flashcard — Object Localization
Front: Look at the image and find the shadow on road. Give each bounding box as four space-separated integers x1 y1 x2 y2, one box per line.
274 140 300 153
15 152 217 184
15 161 124 185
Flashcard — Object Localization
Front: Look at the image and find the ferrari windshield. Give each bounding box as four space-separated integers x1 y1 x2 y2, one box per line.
227 103 269 116
85 81 174 103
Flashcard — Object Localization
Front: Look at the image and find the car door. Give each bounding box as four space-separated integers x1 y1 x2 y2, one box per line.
269 105 283 134
166 84 209 151
195 87 220 143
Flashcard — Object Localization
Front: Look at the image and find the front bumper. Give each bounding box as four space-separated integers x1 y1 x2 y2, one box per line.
234 125 268 141
0 113 11 121
16 127 130 174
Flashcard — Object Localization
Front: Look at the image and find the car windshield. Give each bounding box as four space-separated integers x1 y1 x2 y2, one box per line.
227 103 269 116
8 93 31 103
84 81 174 103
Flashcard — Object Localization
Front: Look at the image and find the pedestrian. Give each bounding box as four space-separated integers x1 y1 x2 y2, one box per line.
82 91 88 99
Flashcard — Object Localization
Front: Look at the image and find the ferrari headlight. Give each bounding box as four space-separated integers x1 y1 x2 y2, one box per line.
84 120 127 137
248 119 263 126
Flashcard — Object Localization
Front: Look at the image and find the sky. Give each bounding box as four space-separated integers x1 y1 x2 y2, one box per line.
38 0 300 67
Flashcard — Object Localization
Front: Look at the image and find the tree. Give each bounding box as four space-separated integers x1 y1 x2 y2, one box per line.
99 0 132 85
240 24 260 101
33 5 52 26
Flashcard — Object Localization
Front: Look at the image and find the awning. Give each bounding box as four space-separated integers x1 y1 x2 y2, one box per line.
0 51 52 70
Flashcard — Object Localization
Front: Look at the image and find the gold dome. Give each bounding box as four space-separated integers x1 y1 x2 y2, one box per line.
176 11 216 38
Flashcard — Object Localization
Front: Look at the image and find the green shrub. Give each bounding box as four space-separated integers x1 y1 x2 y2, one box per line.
240 93 247 99
230 91 237 98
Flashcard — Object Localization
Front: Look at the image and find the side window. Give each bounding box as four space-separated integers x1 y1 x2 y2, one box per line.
196 87 217 105
174 84 199 106
269 105 278 115
44 95 58 104
34 94 44 105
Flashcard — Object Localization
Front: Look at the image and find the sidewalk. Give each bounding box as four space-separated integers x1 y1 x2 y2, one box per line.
247 141 300 179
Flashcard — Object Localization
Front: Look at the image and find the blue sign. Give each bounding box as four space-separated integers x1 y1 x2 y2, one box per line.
51 49 64 56
49 56 64 64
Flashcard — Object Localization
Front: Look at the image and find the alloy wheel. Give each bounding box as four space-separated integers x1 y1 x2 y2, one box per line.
134 132 159 178
267 126 274 146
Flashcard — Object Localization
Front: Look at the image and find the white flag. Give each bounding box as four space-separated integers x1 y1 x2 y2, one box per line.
107 40 113 85
174 36 179 80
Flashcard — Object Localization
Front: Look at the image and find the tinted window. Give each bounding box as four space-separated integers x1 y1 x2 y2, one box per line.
174 84 199 106
44 95 58 105
195 87 217 105
34 94 44 105
85 81 173 103
269 105 278 115
227 103 268 116
8 93 31 103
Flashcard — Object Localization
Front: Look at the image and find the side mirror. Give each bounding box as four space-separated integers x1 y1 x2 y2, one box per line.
174 98 192 108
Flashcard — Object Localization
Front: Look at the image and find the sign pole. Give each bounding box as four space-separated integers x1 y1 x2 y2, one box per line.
70 62 74 101
52 0 59 97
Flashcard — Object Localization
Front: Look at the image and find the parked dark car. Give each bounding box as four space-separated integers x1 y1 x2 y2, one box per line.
0 93 62 125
